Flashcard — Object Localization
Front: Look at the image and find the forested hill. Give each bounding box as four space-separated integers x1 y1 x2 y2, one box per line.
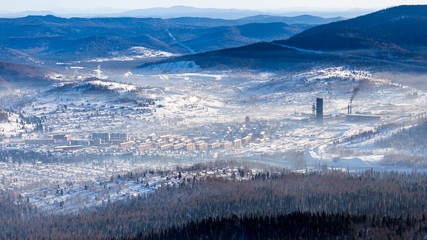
1 170 426 239
0 61 52 89
279 5 427 51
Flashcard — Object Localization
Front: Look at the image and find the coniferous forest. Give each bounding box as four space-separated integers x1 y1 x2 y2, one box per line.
125 212 427 240
1 169 426 239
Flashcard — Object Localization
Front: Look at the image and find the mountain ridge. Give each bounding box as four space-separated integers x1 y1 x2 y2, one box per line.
279 5 427 52
0 14 335 62
140 5 427 71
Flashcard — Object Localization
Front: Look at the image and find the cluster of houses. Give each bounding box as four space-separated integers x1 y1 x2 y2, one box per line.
90 132 259 152
18 117 271 154
136 133 254 152
20 128 269 154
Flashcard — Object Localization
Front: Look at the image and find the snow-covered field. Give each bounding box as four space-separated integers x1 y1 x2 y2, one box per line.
87 46 174 63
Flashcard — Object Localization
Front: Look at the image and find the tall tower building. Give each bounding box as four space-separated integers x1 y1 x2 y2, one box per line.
316 98 323 122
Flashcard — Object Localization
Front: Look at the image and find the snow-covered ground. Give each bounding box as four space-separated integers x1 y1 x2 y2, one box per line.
87 46 174 63
0 66 426 213
0 158 258 214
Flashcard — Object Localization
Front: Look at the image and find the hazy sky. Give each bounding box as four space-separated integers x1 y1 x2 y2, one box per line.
1 0 426 12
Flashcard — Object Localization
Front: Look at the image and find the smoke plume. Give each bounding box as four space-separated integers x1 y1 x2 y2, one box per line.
350 79 369 104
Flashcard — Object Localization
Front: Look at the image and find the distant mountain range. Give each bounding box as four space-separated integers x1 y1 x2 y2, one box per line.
3 5 425 77
0 6 369 19
143 5 427 71
168 15 344 27
0 14 343 63
120 6 261 19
